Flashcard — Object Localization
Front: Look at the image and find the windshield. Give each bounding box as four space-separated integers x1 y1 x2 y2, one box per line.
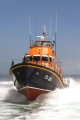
42 57 48 61
33 56 40 61
25 56 32 62
49 57 52 62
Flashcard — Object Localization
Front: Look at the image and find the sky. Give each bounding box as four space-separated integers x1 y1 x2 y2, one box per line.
0 0 80 75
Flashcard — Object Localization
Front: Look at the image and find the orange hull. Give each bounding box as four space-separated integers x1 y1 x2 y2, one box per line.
18 87 50 101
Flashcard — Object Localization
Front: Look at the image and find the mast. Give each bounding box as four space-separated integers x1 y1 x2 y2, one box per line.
37 26 46 41
55 31 57 56
35 17 36 40
55 11 57 56
43 25 46 37
49 20 52 39
29 15 31 47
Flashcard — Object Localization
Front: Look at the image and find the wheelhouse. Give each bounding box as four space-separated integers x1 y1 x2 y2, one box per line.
24 54 54 63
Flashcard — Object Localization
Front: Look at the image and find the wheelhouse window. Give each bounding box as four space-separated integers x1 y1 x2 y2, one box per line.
25 56 32 62
33 56 40 61
42 56 48 61
49 57 52 62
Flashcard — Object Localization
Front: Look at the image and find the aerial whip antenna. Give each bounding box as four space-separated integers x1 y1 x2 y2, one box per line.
55 11 57 56
29 15 31 47
49 19 52 39
35 17 36 40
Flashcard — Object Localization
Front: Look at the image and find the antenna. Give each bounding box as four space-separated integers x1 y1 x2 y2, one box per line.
55 11 57 33
49 19 52 39
55 11 57 56
35 17 36 40
29 15 31 47
42 25 46 38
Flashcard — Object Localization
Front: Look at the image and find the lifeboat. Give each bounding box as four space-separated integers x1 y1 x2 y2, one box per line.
9 26 70 101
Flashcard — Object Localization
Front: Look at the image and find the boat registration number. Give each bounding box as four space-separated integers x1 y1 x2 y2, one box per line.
44 75 52 81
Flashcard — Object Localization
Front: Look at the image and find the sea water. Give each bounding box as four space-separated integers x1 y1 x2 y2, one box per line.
0 75 80 120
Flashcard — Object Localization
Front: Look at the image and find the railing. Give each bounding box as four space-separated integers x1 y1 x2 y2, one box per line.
11 58 23 67
30 40 54 48
54 56 62 76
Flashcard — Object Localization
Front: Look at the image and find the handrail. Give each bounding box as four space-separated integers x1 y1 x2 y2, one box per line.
30 40 54 48
11 58 23 67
